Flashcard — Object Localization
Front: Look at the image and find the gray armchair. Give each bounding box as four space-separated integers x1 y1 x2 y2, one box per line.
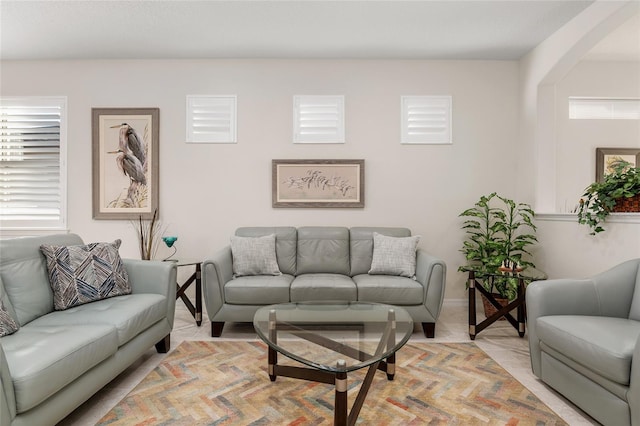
526 259 640 426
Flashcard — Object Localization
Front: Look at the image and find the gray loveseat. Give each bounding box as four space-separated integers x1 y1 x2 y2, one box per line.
527 258 640 426
202 226 446 338
0 234 177 426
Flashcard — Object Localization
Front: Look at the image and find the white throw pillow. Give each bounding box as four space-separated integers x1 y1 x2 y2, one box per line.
231 234 281 277
368 232 420 278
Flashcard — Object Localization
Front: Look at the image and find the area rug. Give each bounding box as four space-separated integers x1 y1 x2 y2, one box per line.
97 341 566 425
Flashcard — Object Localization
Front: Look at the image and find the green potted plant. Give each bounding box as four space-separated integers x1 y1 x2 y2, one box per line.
577 164 640 235
458 193 538 306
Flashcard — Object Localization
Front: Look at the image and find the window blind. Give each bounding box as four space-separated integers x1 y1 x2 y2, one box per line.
0 97 66 229
186 95 237 143
401 96 452 144
569 98 640 119
293 95 345 143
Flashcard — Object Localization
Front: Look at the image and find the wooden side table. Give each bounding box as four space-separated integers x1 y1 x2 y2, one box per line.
171 260 202 326
462 266 546 340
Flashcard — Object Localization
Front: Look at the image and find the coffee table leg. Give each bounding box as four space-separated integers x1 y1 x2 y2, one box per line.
268 309 277 382
334 359 347 426
386 309 396 380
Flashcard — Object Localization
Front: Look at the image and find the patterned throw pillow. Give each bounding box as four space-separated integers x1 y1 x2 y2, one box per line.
368 232 421 278
40 240 131 310
0 299 19 337
231 234 281 277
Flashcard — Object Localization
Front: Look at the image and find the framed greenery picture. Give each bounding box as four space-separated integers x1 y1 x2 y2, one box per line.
596 148 640 182
272 159 365 208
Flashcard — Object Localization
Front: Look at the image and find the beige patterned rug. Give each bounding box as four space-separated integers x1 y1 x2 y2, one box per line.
98 340 566 425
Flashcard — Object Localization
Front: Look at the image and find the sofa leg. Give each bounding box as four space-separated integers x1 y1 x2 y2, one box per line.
212 321 225 337
421 322 435 338
155 334 170 353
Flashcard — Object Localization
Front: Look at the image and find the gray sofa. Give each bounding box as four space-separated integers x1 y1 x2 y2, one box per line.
0 234 177 426
202 226 447 338
527 258 640 426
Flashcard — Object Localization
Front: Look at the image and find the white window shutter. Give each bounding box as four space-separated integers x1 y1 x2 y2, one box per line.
293 95 345 144
401 96 452 144
569 97 640 119
0 97 67 230
186 95 237 143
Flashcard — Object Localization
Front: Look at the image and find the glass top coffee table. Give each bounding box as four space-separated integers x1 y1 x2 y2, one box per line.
254 301 413 426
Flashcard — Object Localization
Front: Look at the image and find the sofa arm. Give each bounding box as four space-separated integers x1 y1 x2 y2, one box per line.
123 259 177 328
415 249 446 320
1 342 16 425
630 333 640 425
527 278 600 318
526 278 599 376
202 246 233 321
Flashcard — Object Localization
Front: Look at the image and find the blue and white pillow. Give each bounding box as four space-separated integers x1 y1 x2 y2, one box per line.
40 239 131 310
0 280 19 337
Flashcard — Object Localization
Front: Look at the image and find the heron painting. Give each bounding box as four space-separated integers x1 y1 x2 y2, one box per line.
111 123 147 169
92 108 159 220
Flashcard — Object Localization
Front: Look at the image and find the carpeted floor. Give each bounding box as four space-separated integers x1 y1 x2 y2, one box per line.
97 340 567 425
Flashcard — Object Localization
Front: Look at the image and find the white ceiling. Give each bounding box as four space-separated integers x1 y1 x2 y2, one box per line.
1 0 607 61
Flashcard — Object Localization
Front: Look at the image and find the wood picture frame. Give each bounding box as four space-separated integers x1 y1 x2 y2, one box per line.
272 159 365 208
92 108 159 219
596 147 640 182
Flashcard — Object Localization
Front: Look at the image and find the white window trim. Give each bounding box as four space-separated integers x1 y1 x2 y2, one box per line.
0 96 67 233
401 96 452 145
293 95 345 144
186 95 237 143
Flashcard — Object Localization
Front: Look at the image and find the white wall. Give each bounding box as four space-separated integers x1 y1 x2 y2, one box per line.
519 2 640 280
1 59 519 299
555 60 640 212
536 217 640 279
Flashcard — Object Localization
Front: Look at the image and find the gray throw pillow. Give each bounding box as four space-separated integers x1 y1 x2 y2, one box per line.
231 234 281 277
0 283 19 337
40 239 132 310
368 232 420 278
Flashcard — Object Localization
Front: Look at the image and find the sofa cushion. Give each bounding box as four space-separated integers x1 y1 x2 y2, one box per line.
1 323 118 413
26 293 166 347
353 274 423 305
40 240 131 310
291 273 357 302
224 274 294 304
0 233 84 326
350 227 411 276
231 234 281 277
236 227 297 276
536 315 640 385
296 227 350 275
368 233 420 278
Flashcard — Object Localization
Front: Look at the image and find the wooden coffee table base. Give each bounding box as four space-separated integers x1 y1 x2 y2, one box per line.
266 310 398 426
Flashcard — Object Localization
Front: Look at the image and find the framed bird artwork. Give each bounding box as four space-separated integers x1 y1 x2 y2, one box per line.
92 108 159 219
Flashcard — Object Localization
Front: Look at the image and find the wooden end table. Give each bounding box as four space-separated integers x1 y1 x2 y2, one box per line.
167 259 202 326
461 266 546 340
